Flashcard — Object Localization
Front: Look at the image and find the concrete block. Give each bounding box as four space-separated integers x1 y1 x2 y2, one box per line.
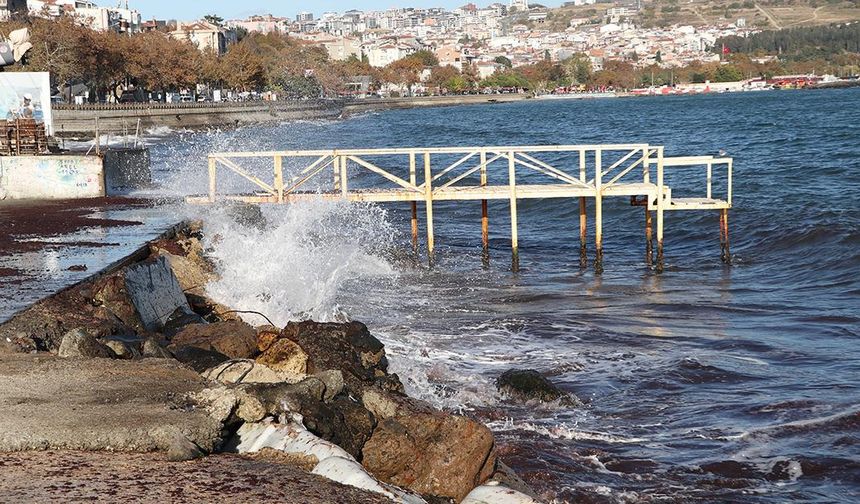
0 155 104 200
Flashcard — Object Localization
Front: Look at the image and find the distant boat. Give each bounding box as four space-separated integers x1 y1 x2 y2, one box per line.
536 92 618 100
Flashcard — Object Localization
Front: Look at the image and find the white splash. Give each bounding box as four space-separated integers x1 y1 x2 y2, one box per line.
199 200 399 325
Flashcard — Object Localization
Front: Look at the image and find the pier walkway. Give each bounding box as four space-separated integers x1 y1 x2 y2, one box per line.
187 144 733 273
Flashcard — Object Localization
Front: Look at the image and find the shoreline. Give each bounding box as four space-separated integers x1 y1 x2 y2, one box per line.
0 219 545 503
52 94 531 138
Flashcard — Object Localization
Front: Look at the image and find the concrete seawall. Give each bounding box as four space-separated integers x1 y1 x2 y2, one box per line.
342 93 529 115
54 100 344 138
53 94 530 138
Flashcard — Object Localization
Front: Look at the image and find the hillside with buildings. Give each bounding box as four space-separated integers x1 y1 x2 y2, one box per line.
1 0 859 101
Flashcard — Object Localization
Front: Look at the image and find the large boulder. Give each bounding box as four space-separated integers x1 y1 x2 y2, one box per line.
57 329 115 359
168 320 258 360
300 394 377 461
202 359 303 385
256 326 309 376
496 369 579 406
283 321 399 393
172 346 230 372
362 413 497 502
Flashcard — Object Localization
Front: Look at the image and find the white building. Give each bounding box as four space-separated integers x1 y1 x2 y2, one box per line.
169 21 237 55
509 0 528 11
28 0 141 33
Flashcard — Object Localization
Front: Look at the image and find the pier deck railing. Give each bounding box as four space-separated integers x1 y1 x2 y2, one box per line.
188 144 733 273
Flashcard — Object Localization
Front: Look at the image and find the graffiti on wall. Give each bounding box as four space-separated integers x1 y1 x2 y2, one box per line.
0 155 103 200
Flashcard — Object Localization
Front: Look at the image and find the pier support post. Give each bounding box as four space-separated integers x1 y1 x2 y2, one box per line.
579 198 588 268
508 151 519 272
274 155 284 203
480 150 489 266
645 208 653 267
208 157 216 203
424 152 435 266
579 149 587 268
339 156 348 197
656 147 665 274
720 208 732 264
333 156 341 192
643 147 652 267
409 153 418 256
594 149 604 274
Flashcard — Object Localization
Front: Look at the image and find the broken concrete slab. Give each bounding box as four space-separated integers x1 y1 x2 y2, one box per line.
123 256 191 332
0 354 222 453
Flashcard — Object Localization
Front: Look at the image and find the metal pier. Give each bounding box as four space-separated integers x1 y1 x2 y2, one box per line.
187 144 733 273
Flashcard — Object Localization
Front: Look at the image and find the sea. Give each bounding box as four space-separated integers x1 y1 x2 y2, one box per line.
12 89 860 502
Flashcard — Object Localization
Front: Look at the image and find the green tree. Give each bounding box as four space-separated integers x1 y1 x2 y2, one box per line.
713 64 743 82
494 55 512 68
203 14 224 27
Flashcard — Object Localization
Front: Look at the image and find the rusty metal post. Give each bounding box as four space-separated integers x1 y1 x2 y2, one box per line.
645 207 653 267
508 150 519 272
424 152 435 266
579 149 587 268
720 208 732 264
480 150 489 266
409 152 418 256
594 149 604 274
656 147 665 273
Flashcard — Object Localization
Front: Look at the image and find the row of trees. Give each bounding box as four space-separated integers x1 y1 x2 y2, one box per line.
717 23 860 59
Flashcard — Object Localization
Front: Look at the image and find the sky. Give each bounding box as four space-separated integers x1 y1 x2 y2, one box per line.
116 0 488 21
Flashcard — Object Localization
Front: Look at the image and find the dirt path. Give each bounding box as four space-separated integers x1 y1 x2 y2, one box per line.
755 3 782 29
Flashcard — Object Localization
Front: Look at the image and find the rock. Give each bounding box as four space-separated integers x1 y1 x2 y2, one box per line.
283 321 396 393
238 377 326 418
300 394 377 460
256 336 309 375
123 256 193 332
142 337 173 359
362 413 497 502
161 307 208 338
488 462 541 501
202 359 303 385
102 338 141 360
165 434 206 462
172 346 230 372
315 370 345 401
157 251 212 294
361 388 435 421
57 329 115 359
495 369 579 406
189 386 266 425
185 293 242 323
169 321 258 360
92 273 146 332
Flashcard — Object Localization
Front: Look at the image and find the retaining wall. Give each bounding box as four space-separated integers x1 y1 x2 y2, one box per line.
54 100 344 138
0 155 105 200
